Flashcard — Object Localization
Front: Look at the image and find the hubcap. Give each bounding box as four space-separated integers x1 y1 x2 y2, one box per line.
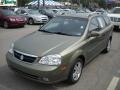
72 62 82 81
107 40 111 51
29 19 33 24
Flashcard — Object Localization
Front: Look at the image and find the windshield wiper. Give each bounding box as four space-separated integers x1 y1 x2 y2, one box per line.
39 30 75 36
39 29 54 34
53 32 73 36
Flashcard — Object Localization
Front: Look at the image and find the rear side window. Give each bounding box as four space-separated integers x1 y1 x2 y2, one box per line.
97 16 106 29
103 16 111 25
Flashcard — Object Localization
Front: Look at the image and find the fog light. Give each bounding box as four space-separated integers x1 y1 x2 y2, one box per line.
43 77 49 81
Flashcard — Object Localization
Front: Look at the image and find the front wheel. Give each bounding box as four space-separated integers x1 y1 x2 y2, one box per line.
67 60 83 84
3 21 9 28
28 18 34 25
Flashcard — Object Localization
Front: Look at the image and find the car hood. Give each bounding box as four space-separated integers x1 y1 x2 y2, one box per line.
108 13 120 18
7 15 25 20
8 15 24 18
14 31 80 57
29 14 48 18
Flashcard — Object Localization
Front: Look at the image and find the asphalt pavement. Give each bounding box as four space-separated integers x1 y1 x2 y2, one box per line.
0 25 120 90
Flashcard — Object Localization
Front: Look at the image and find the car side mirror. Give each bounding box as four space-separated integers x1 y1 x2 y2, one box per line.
90 31 101 37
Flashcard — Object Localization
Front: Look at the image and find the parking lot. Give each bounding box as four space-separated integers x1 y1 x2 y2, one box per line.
0 25 120 90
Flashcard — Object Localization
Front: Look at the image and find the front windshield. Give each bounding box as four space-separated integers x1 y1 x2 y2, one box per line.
46 9 57 14
40 17 88 36
112 8 120 13
2 10 16 16
28 10 40 15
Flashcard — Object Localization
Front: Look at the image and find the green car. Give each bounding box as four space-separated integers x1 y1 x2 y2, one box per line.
6 13 113 84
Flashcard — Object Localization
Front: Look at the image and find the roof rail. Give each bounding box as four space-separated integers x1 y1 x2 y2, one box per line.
88 12 103 17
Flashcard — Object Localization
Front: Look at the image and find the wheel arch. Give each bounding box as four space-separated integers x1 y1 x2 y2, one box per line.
66 53 86 83
69 50 86 67
67 50 86 74
78 55 85 67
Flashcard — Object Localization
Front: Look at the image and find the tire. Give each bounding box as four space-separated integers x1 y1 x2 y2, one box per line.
28 18 34 25
21 25 25 28
114 26 119 31
3 21 9 28
67 59 83 84
103 39 111 53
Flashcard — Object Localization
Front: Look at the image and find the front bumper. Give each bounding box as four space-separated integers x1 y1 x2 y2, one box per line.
33 18 48 24
9 21 26 27
6 52 68 84
111 22 120 26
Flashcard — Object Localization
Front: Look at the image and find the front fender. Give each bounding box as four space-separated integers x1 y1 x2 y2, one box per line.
64 50 86 77
69 50 86 67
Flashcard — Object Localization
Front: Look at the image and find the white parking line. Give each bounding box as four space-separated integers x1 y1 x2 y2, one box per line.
107 76 120 90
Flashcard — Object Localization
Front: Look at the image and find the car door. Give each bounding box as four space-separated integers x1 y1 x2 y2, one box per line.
102 16 113 46
96 16 112 51
84 17 105 62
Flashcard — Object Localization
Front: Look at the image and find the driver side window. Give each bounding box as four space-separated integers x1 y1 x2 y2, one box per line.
16 10 21 14
89 17 99 31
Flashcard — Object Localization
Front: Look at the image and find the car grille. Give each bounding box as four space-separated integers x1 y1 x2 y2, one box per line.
41 18 48 23
110 17 120 22
14 50 37 63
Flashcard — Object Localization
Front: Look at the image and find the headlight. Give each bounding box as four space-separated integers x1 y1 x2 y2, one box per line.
10 18 16 21
36 17 41 21
39 54 61 66
8 43 14 54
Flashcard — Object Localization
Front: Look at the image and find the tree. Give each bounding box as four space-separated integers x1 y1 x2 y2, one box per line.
17 0 32 6
97 0 106 8
71 0 80 5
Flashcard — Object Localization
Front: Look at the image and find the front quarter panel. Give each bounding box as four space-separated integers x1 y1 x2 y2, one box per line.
60 39 86 76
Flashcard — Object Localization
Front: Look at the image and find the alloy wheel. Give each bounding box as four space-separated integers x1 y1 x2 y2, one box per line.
72 62 82 81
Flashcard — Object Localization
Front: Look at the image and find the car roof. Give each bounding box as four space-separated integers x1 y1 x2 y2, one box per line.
18 8 32 11
58 13 103 19
0 9 12 12
114 7 120 8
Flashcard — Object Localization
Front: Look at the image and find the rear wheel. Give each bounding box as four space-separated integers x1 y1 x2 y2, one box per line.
67 59 83 84
3 21 9 28
114 26 119 31
103 39 111 53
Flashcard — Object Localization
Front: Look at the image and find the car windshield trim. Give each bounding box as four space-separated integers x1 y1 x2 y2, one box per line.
39 29 55 34
39 29 78 36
